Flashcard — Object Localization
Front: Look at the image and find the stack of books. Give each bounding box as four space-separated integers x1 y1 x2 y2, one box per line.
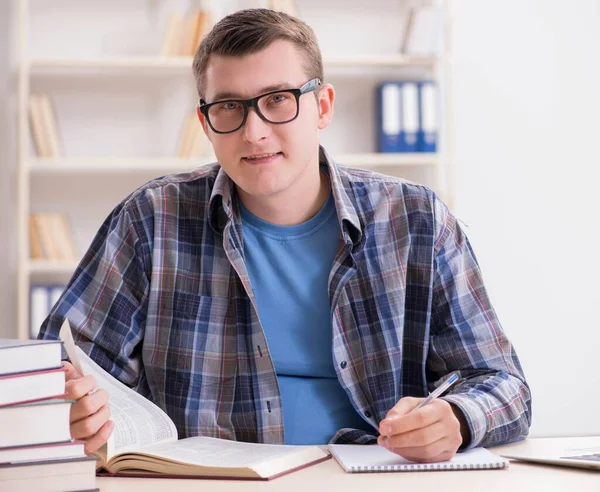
0 339 97 491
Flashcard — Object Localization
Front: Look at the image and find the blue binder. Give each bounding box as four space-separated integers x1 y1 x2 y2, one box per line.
377 82 402 152
418 81 438 152
400 82 419 152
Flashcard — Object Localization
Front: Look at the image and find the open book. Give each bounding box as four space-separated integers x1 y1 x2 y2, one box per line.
74 347 329 480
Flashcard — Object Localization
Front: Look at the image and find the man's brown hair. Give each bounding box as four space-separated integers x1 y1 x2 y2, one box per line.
192 8 324 100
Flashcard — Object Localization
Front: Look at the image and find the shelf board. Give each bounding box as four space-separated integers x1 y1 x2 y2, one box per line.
28 154 437 174
29 54 437 75
337 153 437 167
28 260 79 275
28 157 217 174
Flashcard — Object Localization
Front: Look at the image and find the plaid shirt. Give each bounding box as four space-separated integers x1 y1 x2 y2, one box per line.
39 146 531 448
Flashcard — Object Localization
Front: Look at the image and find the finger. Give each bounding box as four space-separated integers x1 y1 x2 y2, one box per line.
380 404 440 437
379 421 447 449
61 361 82 381
65 375 98 401
70 388 109 423
385 397 422 420
84 420 115 455
70 404 111 440
389 436 453 463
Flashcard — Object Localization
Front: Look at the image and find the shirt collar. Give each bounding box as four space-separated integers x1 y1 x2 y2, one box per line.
208 145 363 247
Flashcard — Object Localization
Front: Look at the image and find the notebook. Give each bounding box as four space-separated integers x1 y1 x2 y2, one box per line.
329 445 509 472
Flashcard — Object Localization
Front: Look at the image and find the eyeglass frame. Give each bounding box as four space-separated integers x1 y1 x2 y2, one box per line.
197 77 322 134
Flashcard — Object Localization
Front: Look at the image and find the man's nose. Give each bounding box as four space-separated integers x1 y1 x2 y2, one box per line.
242 107 271 143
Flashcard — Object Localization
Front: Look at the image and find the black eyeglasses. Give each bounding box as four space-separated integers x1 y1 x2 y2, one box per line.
198 78 322 134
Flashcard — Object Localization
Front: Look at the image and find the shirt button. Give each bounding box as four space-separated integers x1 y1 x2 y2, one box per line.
340 361 347 369
365 411 372 418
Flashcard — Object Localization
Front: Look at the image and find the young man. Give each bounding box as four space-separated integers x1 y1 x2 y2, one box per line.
39 9 531 463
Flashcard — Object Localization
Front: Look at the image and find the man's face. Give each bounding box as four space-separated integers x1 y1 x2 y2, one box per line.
199 40 333 201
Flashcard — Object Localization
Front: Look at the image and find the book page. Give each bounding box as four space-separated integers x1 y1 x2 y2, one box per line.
131 436 324 468
75 347 178 460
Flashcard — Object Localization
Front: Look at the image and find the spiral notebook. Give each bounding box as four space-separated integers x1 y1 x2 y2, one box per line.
329 445 509 472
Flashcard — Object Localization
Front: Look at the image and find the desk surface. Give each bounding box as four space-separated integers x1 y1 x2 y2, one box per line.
97 437 600 492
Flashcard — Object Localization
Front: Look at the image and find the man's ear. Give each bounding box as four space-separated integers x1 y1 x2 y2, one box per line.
317 83 335 130
196 104 212 141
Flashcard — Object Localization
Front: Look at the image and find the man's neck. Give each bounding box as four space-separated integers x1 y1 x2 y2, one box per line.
238 166 330 226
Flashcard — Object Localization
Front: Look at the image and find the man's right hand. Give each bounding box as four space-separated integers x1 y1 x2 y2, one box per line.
62 361 114 454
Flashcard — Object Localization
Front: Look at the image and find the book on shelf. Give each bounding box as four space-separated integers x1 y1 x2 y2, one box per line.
160 10 212 57
0 399 72 449
0 338 63 376
0 456 98 492
400 6 444 57
178 113 209 158
69 344 329 480
28 93 62 158
29 213 78 261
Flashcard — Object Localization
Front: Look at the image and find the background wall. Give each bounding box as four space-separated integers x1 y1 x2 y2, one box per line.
0 0 598 437
451 0 600 438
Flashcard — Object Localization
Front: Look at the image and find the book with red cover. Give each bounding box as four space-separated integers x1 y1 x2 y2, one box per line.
0 366 66 407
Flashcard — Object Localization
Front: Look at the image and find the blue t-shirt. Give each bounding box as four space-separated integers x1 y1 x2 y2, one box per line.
240 193 371 444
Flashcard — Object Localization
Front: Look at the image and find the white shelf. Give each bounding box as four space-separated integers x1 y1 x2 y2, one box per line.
28 156 217 174
29 54 438 76
28 260 79 275
27 153 437 174
336 153 437 167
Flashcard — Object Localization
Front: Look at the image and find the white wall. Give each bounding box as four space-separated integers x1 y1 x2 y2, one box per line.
451 0 600 437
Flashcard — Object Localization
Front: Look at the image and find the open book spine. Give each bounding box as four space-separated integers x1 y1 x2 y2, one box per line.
350 461 509 472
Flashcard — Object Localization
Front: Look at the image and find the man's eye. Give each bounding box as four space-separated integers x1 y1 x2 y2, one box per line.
269 94 288 103
221 102 240 110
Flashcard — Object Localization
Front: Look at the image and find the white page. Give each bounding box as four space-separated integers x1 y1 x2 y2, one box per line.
133 436 320 468
75 346 178 459
329 445 509 471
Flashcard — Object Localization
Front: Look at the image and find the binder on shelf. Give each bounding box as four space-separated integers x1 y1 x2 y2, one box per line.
377 82 402 153
401 82 419 152
418 81 438 152
29 284 65 339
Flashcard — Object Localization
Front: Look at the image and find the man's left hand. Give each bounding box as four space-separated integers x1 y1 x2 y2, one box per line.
377 397 467 463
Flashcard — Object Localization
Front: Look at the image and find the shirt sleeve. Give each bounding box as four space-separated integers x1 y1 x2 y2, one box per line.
37 194 152 388
428 195 532 449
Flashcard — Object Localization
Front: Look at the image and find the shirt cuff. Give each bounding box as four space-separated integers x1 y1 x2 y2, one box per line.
441 394 488 450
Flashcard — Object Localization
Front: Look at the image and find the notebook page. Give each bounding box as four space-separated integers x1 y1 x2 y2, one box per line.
329 445 509 472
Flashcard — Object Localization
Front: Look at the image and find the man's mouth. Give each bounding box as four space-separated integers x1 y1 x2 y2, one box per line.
242 152 283 164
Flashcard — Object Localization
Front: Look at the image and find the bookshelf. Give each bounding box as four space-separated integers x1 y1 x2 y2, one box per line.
16 0 453 339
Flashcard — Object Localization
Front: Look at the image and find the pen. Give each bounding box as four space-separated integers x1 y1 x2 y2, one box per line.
414 372 460 410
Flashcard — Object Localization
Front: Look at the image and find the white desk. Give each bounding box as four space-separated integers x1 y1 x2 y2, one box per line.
97 437 600 491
